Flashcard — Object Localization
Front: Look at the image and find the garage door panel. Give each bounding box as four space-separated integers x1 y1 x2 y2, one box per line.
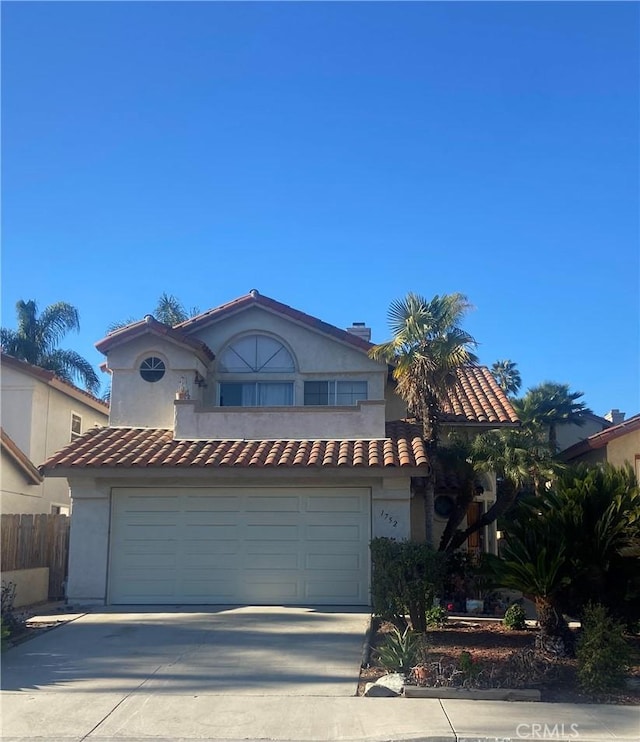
305 580 362 599
306 525 362 540
243 578 300 600
110 487 370 605
246 496 301 512
119 552 178 569
116 498 181 513
245 524 300 540
182 553 238 569
184 524 240 539
306 496 364 513
182 512 241 526
117 524 179 539
242 553 300 570
184 496 240 512
306 553 361 570
181 580 237 598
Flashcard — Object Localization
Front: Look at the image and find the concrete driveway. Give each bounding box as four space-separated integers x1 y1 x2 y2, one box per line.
1 605 370 697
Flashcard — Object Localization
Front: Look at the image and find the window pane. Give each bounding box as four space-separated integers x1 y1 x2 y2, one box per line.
336 381 368 406
304 381 329 406
256 337 295 372
258 382 293 406
220 382 292 406
219 335 294 372
220 383 245 406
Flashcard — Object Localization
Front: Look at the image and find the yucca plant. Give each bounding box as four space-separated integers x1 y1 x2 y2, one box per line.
375 626 422 674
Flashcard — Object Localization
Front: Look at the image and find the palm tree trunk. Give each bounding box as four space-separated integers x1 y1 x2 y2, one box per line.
534 597 574 657
424 469 435 548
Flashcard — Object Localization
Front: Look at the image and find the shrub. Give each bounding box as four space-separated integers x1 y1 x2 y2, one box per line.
458 651 482 686
1 582 19 636
576 603 630 694
375 626 422 674
370 538 447 632
425 605 447 628
503 603 527 630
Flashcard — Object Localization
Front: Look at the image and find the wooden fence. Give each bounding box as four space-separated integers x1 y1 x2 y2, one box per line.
1 514 70 599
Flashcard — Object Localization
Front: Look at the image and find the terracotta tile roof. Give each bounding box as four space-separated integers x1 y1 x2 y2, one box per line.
42 420 430 473
561 413 640 461
443 366 519 425
1 428 43 485
95 316 215 361
175 290 373 352
1 354 109 413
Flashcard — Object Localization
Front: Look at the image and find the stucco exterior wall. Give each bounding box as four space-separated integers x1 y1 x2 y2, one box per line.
556 417 611 453
174 399 387 440
1 450 45 513
1 364 108 514
606 429 640 470
66 480 111 604
108 337 208 428
1 365 36 453
2 568 49 607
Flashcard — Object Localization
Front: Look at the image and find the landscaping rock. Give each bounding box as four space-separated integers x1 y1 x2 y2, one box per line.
364 673 405 697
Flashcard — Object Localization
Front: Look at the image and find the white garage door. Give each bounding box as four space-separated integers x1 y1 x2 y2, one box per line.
109 487 371 605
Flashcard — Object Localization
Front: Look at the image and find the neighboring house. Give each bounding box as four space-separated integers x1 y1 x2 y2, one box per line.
560 413 640 482
1 353 109 515
554 411 614 453
43 291 518 606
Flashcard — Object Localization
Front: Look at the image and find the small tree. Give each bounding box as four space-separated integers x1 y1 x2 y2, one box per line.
370 538 447 632
577 603 630 694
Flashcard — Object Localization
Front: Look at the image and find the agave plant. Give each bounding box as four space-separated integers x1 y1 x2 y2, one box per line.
375 626 423 674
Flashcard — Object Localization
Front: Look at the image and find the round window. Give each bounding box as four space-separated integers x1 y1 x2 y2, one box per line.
139 356 166 382
434 495 455 519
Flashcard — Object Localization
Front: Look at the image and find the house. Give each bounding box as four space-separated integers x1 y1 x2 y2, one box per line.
554 411 614 453
560 413 640 482
42 291 518 606
1 353 109 515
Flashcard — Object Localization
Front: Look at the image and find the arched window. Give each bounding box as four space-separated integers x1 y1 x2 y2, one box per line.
219 335 295 373
218 334 295 407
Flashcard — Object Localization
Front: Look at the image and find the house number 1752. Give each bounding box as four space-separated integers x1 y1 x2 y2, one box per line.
380 510 398 528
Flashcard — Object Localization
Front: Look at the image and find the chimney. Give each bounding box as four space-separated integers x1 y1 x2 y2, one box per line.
604 409 625 425
347 322 371 342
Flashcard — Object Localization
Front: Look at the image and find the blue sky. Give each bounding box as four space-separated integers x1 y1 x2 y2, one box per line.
2 1 639 417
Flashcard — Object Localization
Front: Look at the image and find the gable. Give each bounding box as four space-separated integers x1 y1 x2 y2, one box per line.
188 305 384 376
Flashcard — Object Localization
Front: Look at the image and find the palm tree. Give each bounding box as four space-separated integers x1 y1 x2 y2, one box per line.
490 359 521 397
439 428 558 552
154 292 199 326
369 292 478 546
1 300 100 394
513 382 591 453
107 293 198 332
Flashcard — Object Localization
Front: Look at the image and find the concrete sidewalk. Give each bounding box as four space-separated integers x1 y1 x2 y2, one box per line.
1 693 638 741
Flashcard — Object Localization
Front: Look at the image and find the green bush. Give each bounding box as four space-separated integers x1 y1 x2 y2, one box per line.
425 605 448 628
370 538 447 632
1 582 20 638
576 603 630 694
503 603 527 630
375 626 422 674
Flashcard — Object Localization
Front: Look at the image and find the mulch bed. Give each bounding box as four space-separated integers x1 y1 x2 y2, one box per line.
360 617 640 704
